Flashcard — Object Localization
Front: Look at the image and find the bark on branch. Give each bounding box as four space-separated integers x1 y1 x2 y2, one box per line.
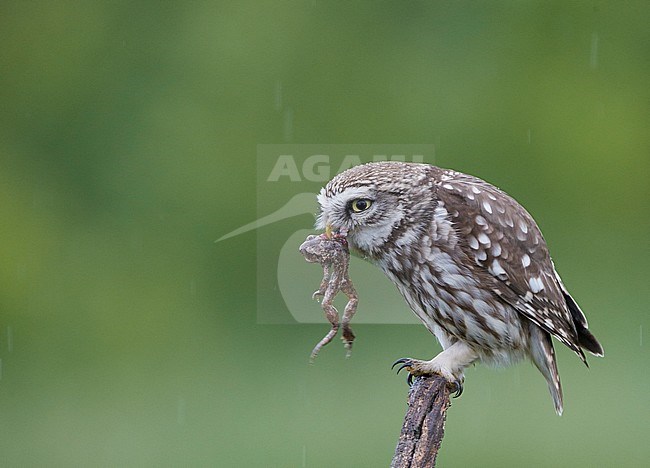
391 375 452 468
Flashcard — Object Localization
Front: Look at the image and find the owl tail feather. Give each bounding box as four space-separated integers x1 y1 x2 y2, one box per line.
562 290 604 358
577 326 604 357
529 324 564 415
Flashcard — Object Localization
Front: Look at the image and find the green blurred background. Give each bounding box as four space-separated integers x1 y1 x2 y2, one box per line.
1 1 648 466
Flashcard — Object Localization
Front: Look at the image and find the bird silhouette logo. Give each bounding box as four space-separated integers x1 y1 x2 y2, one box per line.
216 146 434 324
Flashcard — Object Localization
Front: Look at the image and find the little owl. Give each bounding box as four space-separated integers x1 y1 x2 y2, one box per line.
316 161 603 414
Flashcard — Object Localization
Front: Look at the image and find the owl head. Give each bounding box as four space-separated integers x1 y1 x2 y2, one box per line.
316 162 435 257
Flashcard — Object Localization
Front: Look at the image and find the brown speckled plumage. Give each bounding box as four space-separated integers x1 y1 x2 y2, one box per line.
316 161 603 414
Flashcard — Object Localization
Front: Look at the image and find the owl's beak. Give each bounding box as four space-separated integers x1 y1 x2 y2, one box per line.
325 224 348 239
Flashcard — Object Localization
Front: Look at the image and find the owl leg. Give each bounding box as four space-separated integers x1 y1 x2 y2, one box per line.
393 341 478 396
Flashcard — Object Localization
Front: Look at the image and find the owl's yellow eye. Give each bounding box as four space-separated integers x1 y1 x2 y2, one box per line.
350 198 373 213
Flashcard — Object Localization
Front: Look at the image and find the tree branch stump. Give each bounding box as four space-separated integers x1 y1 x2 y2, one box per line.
391 375 452 468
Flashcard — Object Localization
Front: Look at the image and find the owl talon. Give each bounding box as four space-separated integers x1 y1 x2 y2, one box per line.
392 358 422 387
391 358 414 374
392 357 464 395
451 380 463 398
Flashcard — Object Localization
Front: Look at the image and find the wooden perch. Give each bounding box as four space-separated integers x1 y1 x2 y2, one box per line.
391 375 452 468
